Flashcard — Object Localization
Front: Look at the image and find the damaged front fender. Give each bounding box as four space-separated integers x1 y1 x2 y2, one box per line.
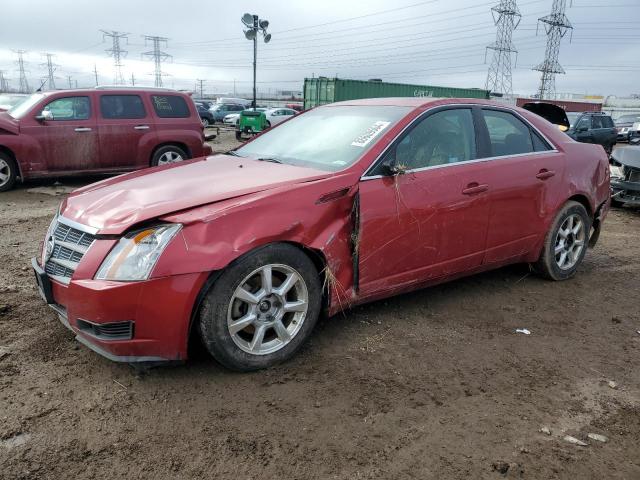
155 172 361 315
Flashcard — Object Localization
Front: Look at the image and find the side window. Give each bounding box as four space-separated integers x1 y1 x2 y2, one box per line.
233 105 244 111
591 116 604 129
576 115 591 131
393 108 476 170
532 132 551 152
100 95 146 119
151 95 190 118
482 110 534 156
602 116 614 128
43 96 90 121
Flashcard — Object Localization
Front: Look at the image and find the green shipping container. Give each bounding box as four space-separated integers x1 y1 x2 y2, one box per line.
303 77 489 110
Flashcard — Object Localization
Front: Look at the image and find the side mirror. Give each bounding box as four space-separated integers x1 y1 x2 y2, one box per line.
35 110 54 122
380 158 405 176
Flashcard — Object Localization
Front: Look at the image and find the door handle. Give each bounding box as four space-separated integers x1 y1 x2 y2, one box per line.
462 183 489 195
74 127 92 132
536 169 556 180
134 125 150 130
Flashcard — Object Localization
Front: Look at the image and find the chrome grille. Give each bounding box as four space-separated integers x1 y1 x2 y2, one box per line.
44 218 96 284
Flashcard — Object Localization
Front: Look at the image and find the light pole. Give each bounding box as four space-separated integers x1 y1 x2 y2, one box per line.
242 13 271 109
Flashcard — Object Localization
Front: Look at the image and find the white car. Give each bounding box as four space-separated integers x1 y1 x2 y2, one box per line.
264 107 297 127
223 108 267 126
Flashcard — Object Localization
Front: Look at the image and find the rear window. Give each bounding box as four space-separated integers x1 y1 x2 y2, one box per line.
100 95 146 119
151 95 191 118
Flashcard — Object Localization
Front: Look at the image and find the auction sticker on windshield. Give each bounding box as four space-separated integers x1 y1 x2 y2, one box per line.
351 121 391 147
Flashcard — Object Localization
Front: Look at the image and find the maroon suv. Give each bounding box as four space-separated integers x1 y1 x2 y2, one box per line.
0 87 212 191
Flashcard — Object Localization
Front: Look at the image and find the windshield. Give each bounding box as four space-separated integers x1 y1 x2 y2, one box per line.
616 115 640 124
234 105 412 172
0 95 27 110
7 93 46 119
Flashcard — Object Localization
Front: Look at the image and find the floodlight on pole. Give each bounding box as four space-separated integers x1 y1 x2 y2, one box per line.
242 13 271 109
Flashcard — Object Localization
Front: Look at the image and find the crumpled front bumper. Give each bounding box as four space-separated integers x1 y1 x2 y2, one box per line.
32 257 209 363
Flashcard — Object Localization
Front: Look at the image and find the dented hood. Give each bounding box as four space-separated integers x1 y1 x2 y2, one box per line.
0 112 19 135
61 155 331 234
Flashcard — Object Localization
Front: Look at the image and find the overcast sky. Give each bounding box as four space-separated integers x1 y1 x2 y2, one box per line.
1 0 638 97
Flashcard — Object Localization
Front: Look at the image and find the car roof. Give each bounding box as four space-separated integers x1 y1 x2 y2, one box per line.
35 87 188 96
325 97 516 108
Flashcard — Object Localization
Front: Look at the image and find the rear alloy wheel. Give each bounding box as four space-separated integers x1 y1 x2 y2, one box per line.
533 201 591 281
199 243 321 371
151 145 188 167
0 153 17 192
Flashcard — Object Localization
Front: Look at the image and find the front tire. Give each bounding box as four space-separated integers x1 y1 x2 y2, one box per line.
0 153 17 192
151 145 188 167
199 243 322 371
533 201 591 281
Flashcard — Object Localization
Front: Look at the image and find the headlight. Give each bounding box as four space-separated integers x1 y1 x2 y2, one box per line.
610 165 625 179
95 224 181 281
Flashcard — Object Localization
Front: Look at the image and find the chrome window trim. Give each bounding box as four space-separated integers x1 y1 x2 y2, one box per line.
57 215 100 235
360 102 559 181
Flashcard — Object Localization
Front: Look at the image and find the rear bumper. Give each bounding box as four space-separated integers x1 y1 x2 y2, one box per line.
33 258 209 363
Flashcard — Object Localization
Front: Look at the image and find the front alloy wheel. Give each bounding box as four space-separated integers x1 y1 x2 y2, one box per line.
199 243 322 371
228 264 308 355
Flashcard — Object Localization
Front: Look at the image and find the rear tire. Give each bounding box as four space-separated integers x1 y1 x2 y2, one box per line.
199 243 322 371
150 145 188 167
0 153 17 192
533 201 591 281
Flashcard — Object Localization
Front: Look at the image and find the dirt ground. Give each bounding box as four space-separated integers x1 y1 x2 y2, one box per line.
1 136 639 479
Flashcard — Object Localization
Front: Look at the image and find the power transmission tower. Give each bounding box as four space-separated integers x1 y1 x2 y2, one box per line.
93 64 99 86
41 53 58 90
485 0 521 97
142 36 171 87
196 79 205 98
67 75 73 89
101 30 129 85
0 71 9 92
131 73 136 86
533 0 572 99
13 50 30 93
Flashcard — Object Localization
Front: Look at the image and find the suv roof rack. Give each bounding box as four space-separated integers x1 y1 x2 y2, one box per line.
93 85 177 91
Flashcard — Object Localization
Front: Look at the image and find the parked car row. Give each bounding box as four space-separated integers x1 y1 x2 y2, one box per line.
0 87 212 191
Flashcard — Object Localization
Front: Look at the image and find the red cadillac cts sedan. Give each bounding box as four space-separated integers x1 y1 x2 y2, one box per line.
32 98 611 371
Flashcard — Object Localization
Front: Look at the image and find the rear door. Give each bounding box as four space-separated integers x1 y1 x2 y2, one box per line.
29 94 99 172
97 93 157 169
477 108 565 264
358 107 491 296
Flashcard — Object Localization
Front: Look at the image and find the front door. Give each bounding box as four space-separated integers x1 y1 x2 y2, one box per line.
28 95 99 172
358 107 490 297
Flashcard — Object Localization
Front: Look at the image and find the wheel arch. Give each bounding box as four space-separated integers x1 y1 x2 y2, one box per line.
184 240 329 357
567 193 593 218
0 145 22 180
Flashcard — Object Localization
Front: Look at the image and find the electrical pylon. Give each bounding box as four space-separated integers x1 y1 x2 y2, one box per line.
485 0 521 97
533 0 572 99
142 36 171 87
101 30 129 85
